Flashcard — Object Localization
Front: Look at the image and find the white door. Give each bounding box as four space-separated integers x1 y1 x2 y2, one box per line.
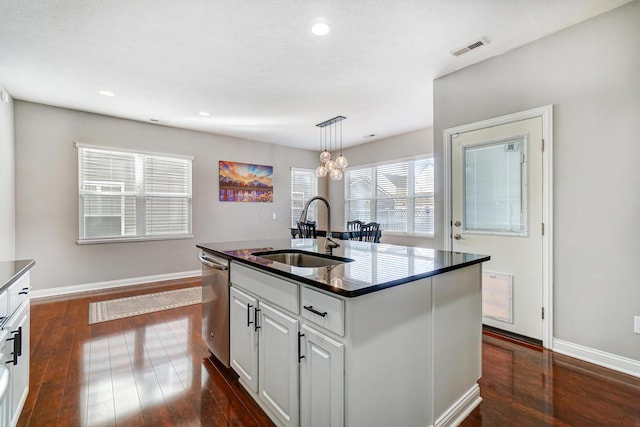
452 117 543 341
258 301 299 427
229 287 259 392
300 324 344 427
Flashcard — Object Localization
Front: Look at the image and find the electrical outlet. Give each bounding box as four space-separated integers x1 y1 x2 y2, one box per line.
635 316 640 335
272 213 277 220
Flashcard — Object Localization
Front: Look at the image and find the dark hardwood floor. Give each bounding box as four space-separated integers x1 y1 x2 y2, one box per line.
462 332 640 427
20 277 274 427
19 278 640 426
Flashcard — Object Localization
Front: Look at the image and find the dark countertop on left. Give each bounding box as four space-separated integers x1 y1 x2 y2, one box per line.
0 259 35 293
197 238 489 297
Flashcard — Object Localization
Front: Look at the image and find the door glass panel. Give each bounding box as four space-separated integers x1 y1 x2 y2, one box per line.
463 136 527 235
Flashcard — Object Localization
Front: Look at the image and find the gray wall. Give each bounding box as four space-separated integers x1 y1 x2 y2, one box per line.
327 127 435 248
433 1 640 361
15 101 318 291
0 85 15 261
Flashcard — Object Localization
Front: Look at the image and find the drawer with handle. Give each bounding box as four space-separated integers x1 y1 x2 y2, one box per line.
301 286 344 336
8 271 30 315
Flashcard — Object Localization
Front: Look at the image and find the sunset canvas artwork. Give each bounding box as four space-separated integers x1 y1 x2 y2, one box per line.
219 161 273 202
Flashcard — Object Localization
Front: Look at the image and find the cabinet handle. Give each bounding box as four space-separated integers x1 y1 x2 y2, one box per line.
298 333 305 363
15 327 22 357
303 305 328 318
247 304 254 327
5 333 18 366
19 287 31 295
254 307 261 331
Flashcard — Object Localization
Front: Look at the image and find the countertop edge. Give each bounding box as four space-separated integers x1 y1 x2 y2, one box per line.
1 259 36 292
197 244 489 297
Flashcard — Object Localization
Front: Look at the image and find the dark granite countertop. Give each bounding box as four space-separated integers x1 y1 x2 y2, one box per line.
0 259 35 293
197 238 489 297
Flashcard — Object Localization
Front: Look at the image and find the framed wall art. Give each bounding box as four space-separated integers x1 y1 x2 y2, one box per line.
219 161 273 202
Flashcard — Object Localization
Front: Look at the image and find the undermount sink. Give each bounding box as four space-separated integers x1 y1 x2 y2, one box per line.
252 250 354 268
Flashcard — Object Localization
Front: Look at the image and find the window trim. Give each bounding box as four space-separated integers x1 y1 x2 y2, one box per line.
344 155 435 237
76 142 194 244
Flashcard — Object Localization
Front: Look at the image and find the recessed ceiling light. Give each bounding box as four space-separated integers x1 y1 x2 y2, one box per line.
311 23 330 36
199 111 211 117
98 90 115 97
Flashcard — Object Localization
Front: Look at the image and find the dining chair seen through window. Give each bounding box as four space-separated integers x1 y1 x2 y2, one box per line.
347 220 363 240
297 221 317 238
360 222 381 243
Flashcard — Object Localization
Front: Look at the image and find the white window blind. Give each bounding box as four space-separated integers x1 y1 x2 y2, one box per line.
291 168 318 227
463 138 527 234
77 144 193 243
345 157 434 235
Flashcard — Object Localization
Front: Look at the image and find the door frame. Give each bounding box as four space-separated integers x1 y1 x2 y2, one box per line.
442 105 554 348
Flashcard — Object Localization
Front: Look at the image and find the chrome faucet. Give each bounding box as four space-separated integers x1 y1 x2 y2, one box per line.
298 196 340 254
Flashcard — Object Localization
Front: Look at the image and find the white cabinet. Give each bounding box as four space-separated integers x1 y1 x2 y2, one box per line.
0 331 9 425
3 301 29 427
1 269 31 427
229 271 299 427
300 324 344 427
230 286 258 392
258 301 299 427
230 263 345 427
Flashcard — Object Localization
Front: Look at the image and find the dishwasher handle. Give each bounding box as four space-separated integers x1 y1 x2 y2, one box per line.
198 253 229 270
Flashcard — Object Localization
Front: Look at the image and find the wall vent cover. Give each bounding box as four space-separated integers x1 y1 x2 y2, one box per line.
450 38 488 56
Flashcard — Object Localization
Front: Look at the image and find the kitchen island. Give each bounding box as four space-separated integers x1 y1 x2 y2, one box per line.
197 238 489 427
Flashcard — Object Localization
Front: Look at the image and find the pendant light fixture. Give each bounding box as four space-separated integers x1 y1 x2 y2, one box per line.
315 115 347 180
315 126 328 177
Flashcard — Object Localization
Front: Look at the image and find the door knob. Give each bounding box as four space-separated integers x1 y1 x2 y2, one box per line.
453 233 463 240
454 221 462 227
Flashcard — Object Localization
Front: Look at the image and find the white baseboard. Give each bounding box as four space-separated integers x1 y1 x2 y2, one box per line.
553 338 640 379
30 270 202 300
435 384 482 427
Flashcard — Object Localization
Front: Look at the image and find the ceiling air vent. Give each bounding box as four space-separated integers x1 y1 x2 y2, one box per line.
450 38 488 57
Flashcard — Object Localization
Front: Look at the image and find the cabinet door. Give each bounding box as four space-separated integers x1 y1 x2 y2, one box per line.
1 331 11 427
5 301 29 427
300 324 344 427
258 301 299 427
229 287 258 392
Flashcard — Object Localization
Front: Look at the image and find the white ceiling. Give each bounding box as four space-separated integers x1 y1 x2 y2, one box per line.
0 0 632 150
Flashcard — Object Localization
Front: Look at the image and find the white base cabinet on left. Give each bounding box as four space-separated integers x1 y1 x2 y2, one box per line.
230 286 299 427
3 301 30 427
1 269 31 427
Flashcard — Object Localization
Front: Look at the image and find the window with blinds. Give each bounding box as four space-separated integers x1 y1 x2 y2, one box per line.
345 157 434 235
77 144 193 243
291 168 318 227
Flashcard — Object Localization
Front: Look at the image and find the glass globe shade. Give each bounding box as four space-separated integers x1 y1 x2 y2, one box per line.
330 168 343 181
335 155 348 169
315 164 327 177
325 160 336 171
320 150 331 164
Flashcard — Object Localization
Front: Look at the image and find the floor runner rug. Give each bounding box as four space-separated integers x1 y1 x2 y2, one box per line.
88 286 201 324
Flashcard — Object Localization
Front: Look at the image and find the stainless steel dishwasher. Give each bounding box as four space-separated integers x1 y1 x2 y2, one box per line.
199 251 230 368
